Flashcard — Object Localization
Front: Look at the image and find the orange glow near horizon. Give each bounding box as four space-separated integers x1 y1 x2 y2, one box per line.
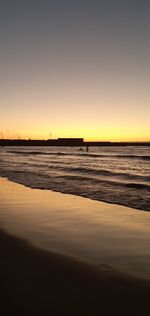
1 124 150 142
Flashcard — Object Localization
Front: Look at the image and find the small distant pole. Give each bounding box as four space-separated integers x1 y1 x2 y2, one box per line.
86 146 89 152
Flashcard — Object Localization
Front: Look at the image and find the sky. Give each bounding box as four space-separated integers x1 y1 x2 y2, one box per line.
0 0 150 141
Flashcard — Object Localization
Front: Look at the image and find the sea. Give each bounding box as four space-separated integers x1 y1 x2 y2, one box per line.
0 146 150 212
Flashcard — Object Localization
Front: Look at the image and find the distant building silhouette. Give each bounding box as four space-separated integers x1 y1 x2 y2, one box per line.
57 138 84 146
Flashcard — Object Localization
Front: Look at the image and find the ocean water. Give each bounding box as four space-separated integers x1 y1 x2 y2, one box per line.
0 146 150 211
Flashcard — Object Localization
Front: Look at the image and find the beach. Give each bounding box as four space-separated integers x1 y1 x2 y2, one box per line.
1 0 150 313
0 177 150 315
1 228 150 316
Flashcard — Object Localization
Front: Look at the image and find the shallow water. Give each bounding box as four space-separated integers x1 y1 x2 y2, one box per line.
0 146 150 211
0 178 150 278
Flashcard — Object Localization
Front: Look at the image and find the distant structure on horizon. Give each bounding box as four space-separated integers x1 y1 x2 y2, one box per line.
57 138 84 146
0 138 150 147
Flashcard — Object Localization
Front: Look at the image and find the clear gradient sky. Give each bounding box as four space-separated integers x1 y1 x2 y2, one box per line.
0 0 150 141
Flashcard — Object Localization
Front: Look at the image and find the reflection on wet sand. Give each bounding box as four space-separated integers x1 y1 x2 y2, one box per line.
0 177 150 278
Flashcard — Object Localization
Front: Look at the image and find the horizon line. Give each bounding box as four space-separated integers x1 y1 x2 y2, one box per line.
0 138 150 143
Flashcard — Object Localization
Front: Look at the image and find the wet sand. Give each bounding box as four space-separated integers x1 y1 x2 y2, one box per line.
0 178 150 278
0 177 150 314
0 228 150 316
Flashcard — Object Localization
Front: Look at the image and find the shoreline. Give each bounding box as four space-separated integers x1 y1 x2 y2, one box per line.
0 174 149 212
0 177 150 279
0 228 150 315
1 177 150 314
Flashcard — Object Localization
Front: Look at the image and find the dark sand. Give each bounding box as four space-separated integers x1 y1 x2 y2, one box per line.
0 229 150 316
